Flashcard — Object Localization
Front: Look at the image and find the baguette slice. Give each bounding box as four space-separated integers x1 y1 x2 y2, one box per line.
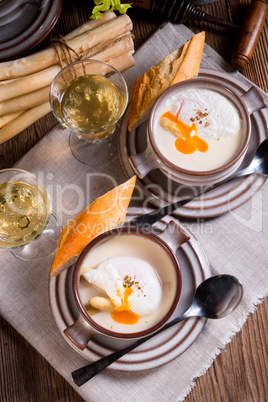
50 176 136 277
128 31 205 132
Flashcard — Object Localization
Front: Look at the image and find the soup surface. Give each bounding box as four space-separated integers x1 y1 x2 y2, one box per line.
154 88 243 171
79 233 177 334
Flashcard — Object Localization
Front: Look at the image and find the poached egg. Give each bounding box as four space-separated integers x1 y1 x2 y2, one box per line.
83 256 162 325
159 88 242 155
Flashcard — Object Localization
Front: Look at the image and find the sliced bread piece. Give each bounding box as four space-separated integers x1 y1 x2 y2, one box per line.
50 176 136 277
128 31 205 132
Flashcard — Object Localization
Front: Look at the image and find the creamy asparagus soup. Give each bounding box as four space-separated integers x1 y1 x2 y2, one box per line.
154 88 243 171
79 233 178 334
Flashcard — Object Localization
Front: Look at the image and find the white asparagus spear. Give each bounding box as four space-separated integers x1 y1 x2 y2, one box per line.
0 14 132 80
105 51 135 74
79 32 134 61
0 33 134 103
0 78 17 86
0 66 61 102
0 102 51 145
0 111 22 128
64 11 116 40
0 87 50 116
89 297 115 312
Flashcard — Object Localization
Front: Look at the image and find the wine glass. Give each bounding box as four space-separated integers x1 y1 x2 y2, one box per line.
0 168 61 261
49 59 128 166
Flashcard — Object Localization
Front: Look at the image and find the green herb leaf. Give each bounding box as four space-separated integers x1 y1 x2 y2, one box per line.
90 0 132 19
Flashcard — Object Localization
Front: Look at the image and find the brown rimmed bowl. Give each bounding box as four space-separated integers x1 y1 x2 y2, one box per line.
130 77 266 187
63 222 190 350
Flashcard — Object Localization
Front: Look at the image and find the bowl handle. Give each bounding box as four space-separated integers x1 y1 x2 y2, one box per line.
157 221 190 252
241 86 266 114
64 315 96 350
129 146 160 179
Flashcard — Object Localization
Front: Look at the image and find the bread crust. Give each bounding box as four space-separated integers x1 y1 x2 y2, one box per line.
128 32 205 132
171 31 205 85
50 176 136 277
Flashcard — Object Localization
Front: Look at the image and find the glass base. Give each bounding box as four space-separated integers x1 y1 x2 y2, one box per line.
11 213 62 261
68 129 119 166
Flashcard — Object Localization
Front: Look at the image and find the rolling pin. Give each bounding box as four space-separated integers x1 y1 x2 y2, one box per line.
231 0 268 70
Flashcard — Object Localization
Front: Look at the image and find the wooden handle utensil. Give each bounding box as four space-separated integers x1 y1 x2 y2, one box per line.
231 0 268 70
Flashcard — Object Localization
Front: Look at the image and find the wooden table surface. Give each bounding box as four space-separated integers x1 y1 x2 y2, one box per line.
1 0 268 400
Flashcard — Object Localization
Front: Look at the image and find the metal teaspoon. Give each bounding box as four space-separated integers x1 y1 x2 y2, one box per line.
71 274 243 386
131 139 268 228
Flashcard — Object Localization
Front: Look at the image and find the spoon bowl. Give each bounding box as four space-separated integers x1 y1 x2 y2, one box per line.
71 274 243 386
132 139 268 228
235 137 268 177
185 274 243 320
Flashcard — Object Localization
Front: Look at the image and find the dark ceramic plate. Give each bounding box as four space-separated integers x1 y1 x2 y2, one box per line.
0 0 63 60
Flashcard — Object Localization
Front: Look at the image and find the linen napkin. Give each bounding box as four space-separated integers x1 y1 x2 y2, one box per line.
0 23 267 402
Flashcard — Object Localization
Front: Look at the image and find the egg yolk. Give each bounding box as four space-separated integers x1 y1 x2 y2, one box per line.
111 286 139 325
160 111 208 154
111 310 139 325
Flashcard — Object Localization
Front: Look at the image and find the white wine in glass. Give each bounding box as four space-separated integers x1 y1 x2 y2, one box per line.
49 59 128 166
60 75 123 136
0 169 61 261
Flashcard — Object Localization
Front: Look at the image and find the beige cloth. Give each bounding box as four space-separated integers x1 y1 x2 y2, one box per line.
0 23 267 401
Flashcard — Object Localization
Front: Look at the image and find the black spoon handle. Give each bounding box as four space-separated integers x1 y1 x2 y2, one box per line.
71 317 182 386
130 170 251 229
130 182 223 228
131 195 197 228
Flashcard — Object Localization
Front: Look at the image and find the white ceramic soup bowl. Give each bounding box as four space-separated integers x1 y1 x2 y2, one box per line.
64 222 190 350
130 78 266 187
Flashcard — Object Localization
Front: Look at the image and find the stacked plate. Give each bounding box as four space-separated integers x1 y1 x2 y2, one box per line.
0 0 63 60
